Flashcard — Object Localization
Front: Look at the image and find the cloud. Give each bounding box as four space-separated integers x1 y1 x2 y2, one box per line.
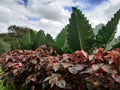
27 0 73 22
0 0 120 38
0 0 75 38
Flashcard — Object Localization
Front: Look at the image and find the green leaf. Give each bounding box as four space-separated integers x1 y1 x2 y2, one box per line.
67 7 94 53
112 36 120 49
55 27 67 49
96 9 120 48
55 27 71 53
105 38 118 50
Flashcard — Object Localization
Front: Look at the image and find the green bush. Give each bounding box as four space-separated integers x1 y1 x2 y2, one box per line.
0 39 11 55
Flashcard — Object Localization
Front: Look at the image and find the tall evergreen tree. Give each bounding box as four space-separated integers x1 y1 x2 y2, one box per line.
45 33 54 46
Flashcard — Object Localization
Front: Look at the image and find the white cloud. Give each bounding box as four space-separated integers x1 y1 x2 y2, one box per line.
0 0 120 38
0 0 75 38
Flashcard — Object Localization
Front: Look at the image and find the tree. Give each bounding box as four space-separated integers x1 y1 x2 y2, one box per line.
8 25 32 33
12 30 36 50
45 33 54 47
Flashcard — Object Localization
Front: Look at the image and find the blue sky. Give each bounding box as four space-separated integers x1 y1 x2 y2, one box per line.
17 0 28 7
81 0 108 5
27 16 40 21
0 0 120 38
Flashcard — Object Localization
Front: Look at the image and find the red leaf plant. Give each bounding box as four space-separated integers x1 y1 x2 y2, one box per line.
0 46 120 90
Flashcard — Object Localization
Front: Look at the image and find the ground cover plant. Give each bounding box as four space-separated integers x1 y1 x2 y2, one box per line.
0 68 12 90
0 45 120 90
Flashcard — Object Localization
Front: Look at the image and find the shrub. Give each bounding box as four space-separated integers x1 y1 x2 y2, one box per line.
0 39 11 55
0 45 120 90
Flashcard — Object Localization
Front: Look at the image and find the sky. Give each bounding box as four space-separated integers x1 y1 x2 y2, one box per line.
0 0 120 38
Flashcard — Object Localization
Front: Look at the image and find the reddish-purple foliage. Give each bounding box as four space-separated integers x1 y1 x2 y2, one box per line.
0 46 120 90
